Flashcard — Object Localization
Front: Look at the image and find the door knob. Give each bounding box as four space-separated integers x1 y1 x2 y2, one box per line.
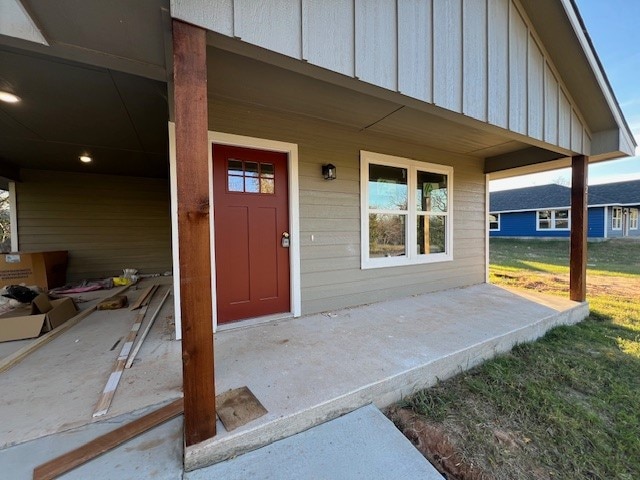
281 232 290 248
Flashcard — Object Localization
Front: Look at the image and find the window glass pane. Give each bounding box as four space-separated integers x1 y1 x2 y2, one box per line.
417 216 446 254
244 177 259 193
245 161 259 177
261 163 274 178
260 178 275 194
228 175 243 192
228 159 243 175
416 171 447 212
555 219 569 229
368 164 408 210
489 214 499 230
369 214 406 258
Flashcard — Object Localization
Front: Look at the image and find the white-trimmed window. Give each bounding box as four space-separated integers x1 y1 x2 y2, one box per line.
361 151 453 269
489 214 500 231
630 208 638 230
612 207 622 230
537 209 570 230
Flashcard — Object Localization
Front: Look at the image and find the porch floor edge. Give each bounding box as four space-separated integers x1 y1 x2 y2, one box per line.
185 286 589 471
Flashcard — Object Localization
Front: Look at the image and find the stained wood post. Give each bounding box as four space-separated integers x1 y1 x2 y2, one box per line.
570 155 588 302
172 19 216 446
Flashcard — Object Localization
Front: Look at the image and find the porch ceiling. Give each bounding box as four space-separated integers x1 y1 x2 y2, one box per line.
208 47 529 159
0 0 170 187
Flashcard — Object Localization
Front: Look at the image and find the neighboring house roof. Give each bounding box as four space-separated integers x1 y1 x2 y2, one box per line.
490 180 640 213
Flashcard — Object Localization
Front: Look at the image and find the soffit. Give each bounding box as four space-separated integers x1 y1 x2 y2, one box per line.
208 48 528 158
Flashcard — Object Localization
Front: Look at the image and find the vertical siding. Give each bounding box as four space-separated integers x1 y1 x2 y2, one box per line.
462 0 487 121
209 98 487 315
508 4 527 135
558 89 571 149
544 63 559 144
433 0 462 111
234 0 302 59
16 170 172 282
355 0 397 91
487 0 509 129
302 0 354 76
173 0 593 154
527 37 544 140
571 109 583 152
397 0 432 102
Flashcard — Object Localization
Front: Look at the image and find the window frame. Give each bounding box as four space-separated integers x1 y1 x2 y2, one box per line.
360 151 453 269
612 207 623 230
536 209 571 231
489 213 501 231
629 208 638 230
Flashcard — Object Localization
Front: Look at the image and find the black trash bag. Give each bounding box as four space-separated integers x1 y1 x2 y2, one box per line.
3 285 40 304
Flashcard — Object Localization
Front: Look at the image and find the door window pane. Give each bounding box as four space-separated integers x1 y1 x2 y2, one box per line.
368 164 407 210
369 214 406 258
227 159 276 194
416 171 447 212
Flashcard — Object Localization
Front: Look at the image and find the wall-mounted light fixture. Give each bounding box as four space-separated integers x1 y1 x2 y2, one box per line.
322 163 336 180
79 154 93 163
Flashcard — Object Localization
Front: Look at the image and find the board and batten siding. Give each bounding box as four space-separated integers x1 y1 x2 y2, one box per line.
172 0 591 156
210 98 486 314
15 170 172 282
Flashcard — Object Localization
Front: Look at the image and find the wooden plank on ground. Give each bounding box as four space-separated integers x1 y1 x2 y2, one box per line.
216 386 267 432
33 398 184 480
0 286 130 374
93 287 157 417
129 285 157 311
125 287 171 369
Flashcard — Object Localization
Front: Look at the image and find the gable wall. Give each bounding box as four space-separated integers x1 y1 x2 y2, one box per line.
173 0 591 155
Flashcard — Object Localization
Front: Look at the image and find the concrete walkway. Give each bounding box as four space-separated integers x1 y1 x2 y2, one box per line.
0 404 443 479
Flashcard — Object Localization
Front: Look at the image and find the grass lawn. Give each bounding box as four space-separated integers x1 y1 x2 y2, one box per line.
389 238 640 480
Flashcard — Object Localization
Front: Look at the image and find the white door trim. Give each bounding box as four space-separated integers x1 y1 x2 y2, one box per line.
209 132 301 331
169 126 302 338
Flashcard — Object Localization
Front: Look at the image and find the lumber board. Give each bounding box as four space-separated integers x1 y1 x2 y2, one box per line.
125 287 171 369
129 284 157 310
33 398 184 480
0 286 130 374
92 290 155 418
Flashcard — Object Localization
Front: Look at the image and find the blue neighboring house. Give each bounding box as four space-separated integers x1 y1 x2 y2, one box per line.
490 180 640 240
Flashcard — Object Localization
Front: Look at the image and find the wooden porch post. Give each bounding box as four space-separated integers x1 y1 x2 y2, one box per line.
172 19 216 446
570 155 588 302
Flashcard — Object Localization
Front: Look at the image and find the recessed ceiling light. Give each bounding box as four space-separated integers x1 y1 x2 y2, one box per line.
0 91 20 103
79 155 92 163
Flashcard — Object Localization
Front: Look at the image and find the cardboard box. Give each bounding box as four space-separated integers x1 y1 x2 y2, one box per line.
0 294 78 342
0 251 68 290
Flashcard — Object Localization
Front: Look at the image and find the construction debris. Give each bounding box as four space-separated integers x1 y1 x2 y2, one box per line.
97 295 128 310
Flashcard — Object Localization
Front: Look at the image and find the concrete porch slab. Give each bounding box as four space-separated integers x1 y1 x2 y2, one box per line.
187 283 588 470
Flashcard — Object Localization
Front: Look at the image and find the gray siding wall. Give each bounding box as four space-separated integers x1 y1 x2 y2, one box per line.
210 99 486 314
16 170 172 282
173 0 591 155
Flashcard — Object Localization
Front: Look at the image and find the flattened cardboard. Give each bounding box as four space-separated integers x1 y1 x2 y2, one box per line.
0 294 78 342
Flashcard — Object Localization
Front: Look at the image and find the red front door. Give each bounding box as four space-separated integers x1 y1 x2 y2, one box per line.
213 144 290 324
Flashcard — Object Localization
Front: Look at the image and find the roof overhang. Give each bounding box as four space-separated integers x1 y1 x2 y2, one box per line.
519 0 636 160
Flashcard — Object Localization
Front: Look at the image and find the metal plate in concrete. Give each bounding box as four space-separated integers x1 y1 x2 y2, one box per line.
185 404 443 480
